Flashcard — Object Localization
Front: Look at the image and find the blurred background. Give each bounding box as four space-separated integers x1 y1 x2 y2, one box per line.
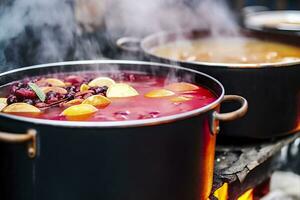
0 0 300 70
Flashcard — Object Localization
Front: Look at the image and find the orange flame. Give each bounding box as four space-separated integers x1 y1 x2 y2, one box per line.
237 188 254 200
213 183 228 200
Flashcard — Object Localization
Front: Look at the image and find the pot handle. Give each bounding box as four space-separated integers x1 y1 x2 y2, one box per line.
116 37 141 52
212 95 248 134
0 129 37 158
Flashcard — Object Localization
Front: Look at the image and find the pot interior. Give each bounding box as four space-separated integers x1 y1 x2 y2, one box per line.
142 30 300 67
0 60 224 127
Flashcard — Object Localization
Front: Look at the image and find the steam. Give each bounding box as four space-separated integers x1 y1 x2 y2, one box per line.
106 0 239 37
0 0 239 69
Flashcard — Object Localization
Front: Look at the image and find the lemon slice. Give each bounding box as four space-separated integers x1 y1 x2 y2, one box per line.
107 83 139 98
82 95 111 107
45 78 66 87
0 98 7 112
170 95 193 103
3 103 41 113
165 82 199 92
145 89 175 98
80 84 90 92
0 103 6 112
64 99 84 106
88 77 115 88
41 87 68 94
0 98 7 104
61 104 97 117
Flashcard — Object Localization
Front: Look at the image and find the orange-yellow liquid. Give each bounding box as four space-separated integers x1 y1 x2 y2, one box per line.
151 37 300 64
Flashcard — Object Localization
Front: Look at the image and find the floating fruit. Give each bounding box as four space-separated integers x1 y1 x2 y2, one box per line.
0 103 6 112
0 98 7 104
45 78 66 87
64 99 84 106
107 83 139 98
145 89 175 98
82 95 111 107
61 104 98 117
165 82 199 92
88 77 115 88
80 84 90 92
42 87 68 94
3 103 41 113
170 95 193 103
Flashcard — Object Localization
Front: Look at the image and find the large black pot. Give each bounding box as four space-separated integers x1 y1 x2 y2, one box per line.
117 31 300 139
0 60 247 200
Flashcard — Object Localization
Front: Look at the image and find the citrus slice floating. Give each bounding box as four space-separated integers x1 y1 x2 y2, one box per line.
61 104 98 117
82 95 111 107
45 78 66 87
80 84 90 92
0 98 7 104
170 95 193 103
107 83 139 98
0 98 7 112
165 82 199 92
64 99 84 106
145 89 175 98
3 103 41 113
41 87 67 94
88 77 115 88
0 103 6 112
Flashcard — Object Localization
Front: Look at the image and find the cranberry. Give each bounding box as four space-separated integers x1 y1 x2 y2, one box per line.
23 99 34 105
91 86 105 94
66 86 79 93
45 91 57 100
64 92 75 100
15 88 36 99
7 95 18 104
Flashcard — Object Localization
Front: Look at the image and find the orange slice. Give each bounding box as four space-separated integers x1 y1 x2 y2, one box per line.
0 98 7 104
0 98 7 112
41 87 67 94
145 89 175 98
45 78 66 87
82 95 111 107
3 103 41 113
64 99 84 106
107 83 139 98
88 77 115 88
61 104 97 117
165 82 199 92
80 84 90 92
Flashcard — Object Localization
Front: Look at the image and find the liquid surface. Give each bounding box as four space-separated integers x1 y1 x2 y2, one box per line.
0 72 217 122
151 37 300 64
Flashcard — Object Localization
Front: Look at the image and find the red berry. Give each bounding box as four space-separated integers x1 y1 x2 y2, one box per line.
15 88 36 99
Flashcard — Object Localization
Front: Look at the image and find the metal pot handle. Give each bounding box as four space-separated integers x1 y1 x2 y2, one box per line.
116 37 141 52
0 129 37 158
212 95 248 134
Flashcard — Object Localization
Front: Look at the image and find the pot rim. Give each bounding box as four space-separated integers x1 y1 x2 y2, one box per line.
245 10 300 32
0 60 224 128
141 30 300 69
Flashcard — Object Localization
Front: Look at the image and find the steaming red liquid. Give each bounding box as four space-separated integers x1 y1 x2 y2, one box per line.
1 72 217 121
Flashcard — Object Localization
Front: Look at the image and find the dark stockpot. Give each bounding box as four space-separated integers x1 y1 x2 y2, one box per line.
0 60 247 200
117 31 300 139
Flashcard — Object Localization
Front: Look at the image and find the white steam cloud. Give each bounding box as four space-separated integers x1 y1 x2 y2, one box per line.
0 0 239 68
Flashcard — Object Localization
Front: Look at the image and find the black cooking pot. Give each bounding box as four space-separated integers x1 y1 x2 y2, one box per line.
117 31 300 139
0 60 247 200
